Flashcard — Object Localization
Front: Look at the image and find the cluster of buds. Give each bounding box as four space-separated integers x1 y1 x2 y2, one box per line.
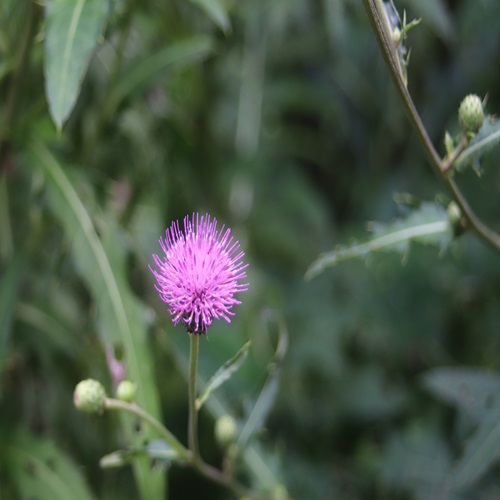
74 379 137 415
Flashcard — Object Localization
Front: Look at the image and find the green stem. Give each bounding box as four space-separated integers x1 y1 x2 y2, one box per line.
362 0 500 254
105 398 191 462
105 392 254 498
188 333 200 458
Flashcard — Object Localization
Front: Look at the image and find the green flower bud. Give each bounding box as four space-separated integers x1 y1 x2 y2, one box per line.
447 201 465 237
74 379 106 415
271 484 289 500
215 415 237 447
458 94 484 134
116 380 136 402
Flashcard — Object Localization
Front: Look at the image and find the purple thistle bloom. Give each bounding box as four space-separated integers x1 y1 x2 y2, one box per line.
150 213 248 334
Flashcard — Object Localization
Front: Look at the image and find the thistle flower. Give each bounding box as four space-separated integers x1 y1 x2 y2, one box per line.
150 213 248 334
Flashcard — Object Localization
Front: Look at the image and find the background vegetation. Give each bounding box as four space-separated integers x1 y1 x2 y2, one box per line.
1 0 500 498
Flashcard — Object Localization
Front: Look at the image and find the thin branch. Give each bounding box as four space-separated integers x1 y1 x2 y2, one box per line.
362 0 500 253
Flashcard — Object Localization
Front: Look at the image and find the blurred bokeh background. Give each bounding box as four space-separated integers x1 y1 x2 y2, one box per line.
2 0 500 498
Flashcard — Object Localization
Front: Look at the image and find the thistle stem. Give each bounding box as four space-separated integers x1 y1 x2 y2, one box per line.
188 333 200 458
104 398 191 462
362 0 500 254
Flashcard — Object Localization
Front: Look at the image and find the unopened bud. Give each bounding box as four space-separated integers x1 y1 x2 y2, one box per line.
116 380 136 402
458 94 484 134
215 415 237 447
74 379 106 415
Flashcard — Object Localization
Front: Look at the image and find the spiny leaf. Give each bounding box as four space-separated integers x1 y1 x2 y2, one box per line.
421 368 500 421
455 116 500 174
44 0 108 129
196 340 251 411
305 203 451 280
445 405 500 493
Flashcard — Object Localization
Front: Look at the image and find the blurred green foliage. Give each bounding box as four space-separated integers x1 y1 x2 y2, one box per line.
1 0 500 498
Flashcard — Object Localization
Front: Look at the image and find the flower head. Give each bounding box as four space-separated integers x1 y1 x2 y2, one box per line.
150 213 248 334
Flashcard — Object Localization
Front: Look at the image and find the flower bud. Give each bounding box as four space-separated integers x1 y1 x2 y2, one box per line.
458 94 484 134
116 380 136 402
215 415 237 447
447 201 465 236
74 379 106 415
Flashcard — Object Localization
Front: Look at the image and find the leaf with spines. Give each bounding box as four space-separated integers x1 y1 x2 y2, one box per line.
196 340 251 410
455 116 500 174
305 203 452 280
445 405 500 493
421 368 500 421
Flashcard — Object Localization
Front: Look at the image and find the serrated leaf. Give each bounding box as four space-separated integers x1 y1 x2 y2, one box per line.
30 141 164 499
109 36 214 113
381 425 452 500
305 203 451 280
44 0 108 129
6 432 95 500
455 117 500 173
421 368 500 421
237 323 288 448
196 340 251 410
189 0 231 32
446 405 500 493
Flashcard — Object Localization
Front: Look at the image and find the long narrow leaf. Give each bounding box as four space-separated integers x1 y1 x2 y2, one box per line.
44 0 108 128
196 340 251 410
110 36 214 113
6 432 95 500
30 141 165 499
237 322 288 448
0 251 25 381
306 203 451 280
189 0 231 32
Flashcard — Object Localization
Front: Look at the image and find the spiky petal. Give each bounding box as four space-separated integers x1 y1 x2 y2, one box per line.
150 213 248 334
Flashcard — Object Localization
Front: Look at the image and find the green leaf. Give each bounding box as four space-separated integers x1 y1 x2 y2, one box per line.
196 340 251 410
110 36 214 113
381 424 452 500
305 203 451 280
6 432 95 500
189 0 231 32
44 0 108 129
446 405 500 492
237 322 288 448
0 250 25 381
455 117 500 173
421 368 500 421
30 141 165 499
15 302 80 355
100 440 178 468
